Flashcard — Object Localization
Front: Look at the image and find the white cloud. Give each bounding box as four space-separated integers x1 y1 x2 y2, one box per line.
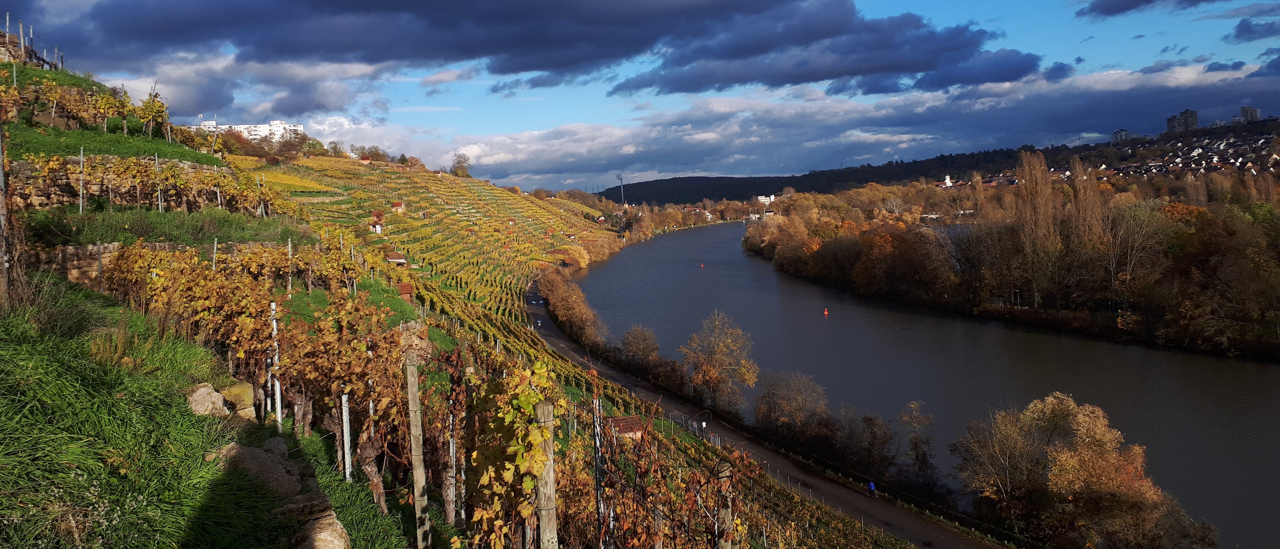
391 106 463 113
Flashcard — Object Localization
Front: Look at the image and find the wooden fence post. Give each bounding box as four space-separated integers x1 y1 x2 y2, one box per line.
341 390 352 482
0 127 8 303
405 347 432 547
535 400 558 549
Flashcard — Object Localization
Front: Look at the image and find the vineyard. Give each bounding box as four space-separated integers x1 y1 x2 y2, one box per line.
2 62 919 547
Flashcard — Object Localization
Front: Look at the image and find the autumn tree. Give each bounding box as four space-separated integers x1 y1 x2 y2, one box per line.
622 324 660 364
451 152 472 178
951 392 1215 546
1014 151 1061 306
680 310 759 413
754 370 827 437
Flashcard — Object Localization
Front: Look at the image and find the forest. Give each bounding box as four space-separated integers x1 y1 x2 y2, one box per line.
742 144 1280 357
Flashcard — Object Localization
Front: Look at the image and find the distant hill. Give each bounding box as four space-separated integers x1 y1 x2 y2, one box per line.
601 120 1280 205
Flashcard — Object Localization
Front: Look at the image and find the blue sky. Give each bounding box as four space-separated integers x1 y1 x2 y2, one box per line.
15 0 1280 188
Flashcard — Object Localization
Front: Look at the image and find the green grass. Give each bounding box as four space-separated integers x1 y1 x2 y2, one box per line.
358 278 418 327
22 206 314 248
0 275 296 547
1 64 110 94
4 123 224 166
295 434 408 549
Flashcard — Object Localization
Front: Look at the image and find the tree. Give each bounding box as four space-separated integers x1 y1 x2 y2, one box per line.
951 393 1214 546
451 153 471 178
621 324 660 364
754 371 826 437
303 137 327 156
327 140 347 157
897 401 940 493
679 310 758 412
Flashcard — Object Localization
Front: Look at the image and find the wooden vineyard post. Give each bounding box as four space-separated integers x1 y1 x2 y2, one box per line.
286 238 292 298
0 127 8 303
535 400 558 549
211 238 217 272
716 462 734 549
405 349 432 547
445 411 457 524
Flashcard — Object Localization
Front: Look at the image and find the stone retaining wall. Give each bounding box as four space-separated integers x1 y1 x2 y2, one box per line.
8 158 243 213
29 241 282 285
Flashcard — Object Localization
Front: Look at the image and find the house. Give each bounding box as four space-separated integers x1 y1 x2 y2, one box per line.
359 157 372 165
605 416 647 440
370 211 385 234
755 195 776 205
395 282 414 303
386 252 407 266
391 201 405 214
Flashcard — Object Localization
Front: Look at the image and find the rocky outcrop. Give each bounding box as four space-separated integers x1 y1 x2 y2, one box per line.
213 439 351 549
221 381 257 420
187 383 230 418
216 442 302 498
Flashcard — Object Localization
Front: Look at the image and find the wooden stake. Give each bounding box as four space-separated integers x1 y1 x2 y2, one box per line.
405 343 432 547
0 128 7 303
535 400 559 549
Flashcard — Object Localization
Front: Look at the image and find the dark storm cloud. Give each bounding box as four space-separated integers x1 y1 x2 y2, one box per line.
1076 0 1228 19
1044 62 1076 82
23 0 1039 117
1224 18 1280 42
609 0 1038 96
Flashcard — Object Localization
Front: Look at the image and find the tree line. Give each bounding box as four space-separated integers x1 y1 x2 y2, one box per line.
537 267 1217 548
744 144 1280 357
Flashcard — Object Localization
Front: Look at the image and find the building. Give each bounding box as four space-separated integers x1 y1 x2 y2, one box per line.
1111 129 1131 144
1166 109 1198 134
194 119 304 141
1241 106 1261 123
755 195 776 206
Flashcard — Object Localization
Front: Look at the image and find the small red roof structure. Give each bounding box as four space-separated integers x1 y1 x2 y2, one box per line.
386 252 407 265
605 416 647 440
391 201 405 213
395 282 413 302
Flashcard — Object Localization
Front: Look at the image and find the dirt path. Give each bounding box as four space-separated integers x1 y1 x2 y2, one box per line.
526 286 999 549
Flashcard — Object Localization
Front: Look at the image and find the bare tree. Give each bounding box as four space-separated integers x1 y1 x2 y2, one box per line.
680 310 759 412
451 153 472 178
754 371 827 436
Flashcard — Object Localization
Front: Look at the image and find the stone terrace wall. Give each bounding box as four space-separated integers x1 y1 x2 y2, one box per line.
8 158 246 213
28 241 282 285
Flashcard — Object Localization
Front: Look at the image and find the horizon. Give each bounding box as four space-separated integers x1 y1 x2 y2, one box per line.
14 0 1280 189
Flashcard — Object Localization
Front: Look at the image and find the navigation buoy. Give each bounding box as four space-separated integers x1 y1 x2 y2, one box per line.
824 308 829 316
701 263 704 268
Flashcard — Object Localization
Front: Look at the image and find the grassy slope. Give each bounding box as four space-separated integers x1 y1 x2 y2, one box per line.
22 206 314 248
0 276 407 548
4 123 225 166
5 64 111 93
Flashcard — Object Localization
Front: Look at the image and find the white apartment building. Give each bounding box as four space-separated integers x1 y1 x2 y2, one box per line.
195 119 304 141
755 194 776 205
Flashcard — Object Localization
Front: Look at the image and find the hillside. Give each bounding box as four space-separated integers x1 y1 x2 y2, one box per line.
605 120 1280 205
2 63 919 547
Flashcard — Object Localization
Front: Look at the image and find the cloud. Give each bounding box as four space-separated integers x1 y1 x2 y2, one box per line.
1076 0 1229 19
443 64 1280 188
607 0 1037 96
1204 60 1247 71
1138 59 1189 73
420 66 479 96
1044 62 1076 82
1196 3 1280 19
1132 34 1147 39
1224 18 1280 42
1075 57 1086 65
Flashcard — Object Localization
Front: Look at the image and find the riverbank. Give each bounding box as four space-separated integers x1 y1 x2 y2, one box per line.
569 222 1265 548
524 282 1006 549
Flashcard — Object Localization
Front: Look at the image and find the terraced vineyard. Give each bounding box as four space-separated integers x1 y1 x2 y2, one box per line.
270 157 612 352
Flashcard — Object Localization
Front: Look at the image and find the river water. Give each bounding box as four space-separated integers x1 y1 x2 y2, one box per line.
573 222 1279 548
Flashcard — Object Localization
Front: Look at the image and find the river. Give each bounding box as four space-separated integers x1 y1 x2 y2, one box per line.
572 222 1279 548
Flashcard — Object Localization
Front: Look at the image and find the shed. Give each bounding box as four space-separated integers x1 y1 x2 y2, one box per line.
386 252 407 266
605 416 647 440
395 282 414 303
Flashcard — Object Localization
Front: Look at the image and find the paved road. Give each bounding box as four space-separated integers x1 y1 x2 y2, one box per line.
526 287 998 549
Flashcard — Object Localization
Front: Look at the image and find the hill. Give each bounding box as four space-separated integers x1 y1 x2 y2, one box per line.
604 120 1280 205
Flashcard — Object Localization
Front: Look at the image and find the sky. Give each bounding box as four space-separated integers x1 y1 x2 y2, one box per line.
11 0 1280 189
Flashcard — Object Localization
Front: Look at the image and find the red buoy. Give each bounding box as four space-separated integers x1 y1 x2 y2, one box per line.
701 263 704 268
824 308 829 316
